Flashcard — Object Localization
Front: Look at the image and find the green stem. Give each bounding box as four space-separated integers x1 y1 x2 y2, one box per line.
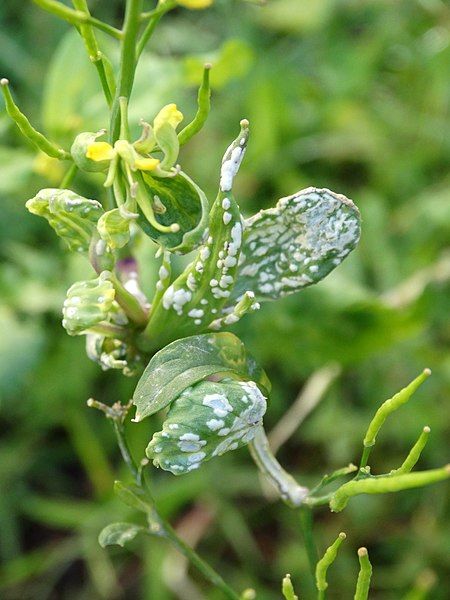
59 163 78 188
32 0 122 39
299 507 318 580
113 420 141 485
110 0 143 143
111 415 241 600
359 446 372 470
72 1 115 106
137 1 177 59
110 272 149 326
248 426 309 508
161 520 241 600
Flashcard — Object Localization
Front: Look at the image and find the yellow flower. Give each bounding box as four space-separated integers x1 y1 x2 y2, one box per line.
86 142 115 162
153 103 184 130
177 0 213 8
135 157 160 171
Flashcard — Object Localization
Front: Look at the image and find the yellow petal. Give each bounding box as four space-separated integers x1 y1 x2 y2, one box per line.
177 0 213 8
86 142 115 162
135 157 160 171
154 103 184 130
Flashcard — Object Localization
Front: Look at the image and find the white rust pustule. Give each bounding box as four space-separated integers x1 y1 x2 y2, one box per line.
220 119 249 192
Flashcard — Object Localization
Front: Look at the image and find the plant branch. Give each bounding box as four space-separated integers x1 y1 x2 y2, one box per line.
110 413 242 600
248 426 309 508
137 1 177 59
109 0 143 143
32 0 122 39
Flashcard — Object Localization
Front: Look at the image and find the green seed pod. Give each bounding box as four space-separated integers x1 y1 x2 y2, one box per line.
71 131 111 172
86 333 141 376
147 378 267 474
26 188 104 253
97 208 133 249
62 271 115 335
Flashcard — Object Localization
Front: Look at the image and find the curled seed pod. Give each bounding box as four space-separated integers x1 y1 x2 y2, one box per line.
62 271 115 335
86 333 142 376
147 378 267 474
71 130 111 172
26 188 104 253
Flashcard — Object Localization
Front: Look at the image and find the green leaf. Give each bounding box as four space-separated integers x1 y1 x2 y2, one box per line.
98 522 146 548
133 332 271 421
147 378 267 475
231 187 361 302
113 481 152 514
138 171 208 254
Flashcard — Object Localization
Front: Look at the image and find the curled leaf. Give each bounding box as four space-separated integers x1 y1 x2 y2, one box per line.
133 332 270 421
231 187 361 302
147 377 267 474
138 171 208 254
99 522 146 548
26 188 104 253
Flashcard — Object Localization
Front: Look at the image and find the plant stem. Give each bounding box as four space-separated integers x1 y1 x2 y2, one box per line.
299 507 318 579
32 0 122 38
111 413 242 600
137 1 177 59
110 272 148 326
359 446 372 470
113 420 141 485
110 0 143 143
248 426 309 507
59 163 78 188
161 519 241 600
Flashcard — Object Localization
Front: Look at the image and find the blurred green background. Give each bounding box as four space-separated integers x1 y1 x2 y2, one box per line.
0 0 449 598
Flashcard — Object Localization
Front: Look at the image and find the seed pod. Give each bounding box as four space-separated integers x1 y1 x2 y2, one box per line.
147 378 267 474
26 188 104 253
62 271 115 335
71 131 111 172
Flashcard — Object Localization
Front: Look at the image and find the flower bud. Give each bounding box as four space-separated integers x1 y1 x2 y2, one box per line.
86 333 141 376
26 188 104 253
62 271 115 335
97 208 134 249
71 131 111 172
147 378 267 474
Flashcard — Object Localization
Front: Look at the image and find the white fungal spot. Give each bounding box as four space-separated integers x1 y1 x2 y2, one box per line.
223 212 232 225
202 393 233 417
159 265 169 279
206 419 225 431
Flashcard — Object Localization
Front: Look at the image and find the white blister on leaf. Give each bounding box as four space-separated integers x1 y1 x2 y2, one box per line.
146 378 267 475
231 187 361 302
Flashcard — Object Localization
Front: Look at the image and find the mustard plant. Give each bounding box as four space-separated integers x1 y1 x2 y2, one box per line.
4 1 449 597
